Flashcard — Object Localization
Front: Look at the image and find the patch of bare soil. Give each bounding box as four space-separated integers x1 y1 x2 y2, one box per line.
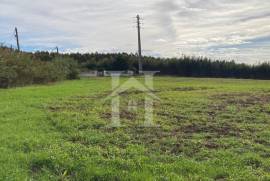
156 112 186 121
120 110 137 120
203 140 220 149
254 139 269 146
157 86 213 92
100 109 137 121
118 90 159 96
211 93 270 108
178 122 242 137
47 105 63 112
174 86 212 91
47 102 83 112
115 124 229 154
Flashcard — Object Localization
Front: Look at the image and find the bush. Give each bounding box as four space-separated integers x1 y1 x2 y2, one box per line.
0 48 80 88
53 58 80 80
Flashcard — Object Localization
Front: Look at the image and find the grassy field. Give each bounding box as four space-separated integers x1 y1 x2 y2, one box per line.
1 77 270 180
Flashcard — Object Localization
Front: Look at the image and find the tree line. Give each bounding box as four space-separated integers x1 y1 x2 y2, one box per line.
1 47 270 88
63 52 269 80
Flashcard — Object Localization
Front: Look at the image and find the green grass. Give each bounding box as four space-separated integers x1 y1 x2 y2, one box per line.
1 77 270 180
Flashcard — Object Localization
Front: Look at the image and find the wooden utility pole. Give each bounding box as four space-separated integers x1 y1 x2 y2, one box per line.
14 27 20 51
136 14 143 74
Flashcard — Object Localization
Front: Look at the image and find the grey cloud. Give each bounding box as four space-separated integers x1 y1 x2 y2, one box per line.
155 0 180 11
237 12 270 22
183 0 218 10
152 0 180 40
0 0 270 63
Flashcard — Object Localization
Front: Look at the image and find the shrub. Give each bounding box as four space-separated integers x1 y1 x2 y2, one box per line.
52 57 80 80
0 48 80 88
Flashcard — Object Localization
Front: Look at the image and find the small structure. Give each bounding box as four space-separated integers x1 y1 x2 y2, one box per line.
104 70 134 77
81 70 135 77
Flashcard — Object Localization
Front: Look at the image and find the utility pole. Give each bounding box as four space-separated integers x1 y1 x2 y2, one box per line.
14 27 20 51
56 46 59 54
136 14 143 74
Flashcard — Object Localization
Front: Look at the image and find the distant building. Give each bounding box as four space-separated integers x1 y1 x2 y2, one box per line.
81 70 134 77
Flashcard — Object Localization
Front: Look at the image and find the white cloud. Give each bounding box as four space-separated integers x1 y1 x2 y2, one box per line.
0 0 270 64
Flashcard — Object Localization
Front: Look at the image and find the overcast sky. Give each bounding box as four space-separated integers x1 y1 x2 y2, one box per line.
1 0 270 64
